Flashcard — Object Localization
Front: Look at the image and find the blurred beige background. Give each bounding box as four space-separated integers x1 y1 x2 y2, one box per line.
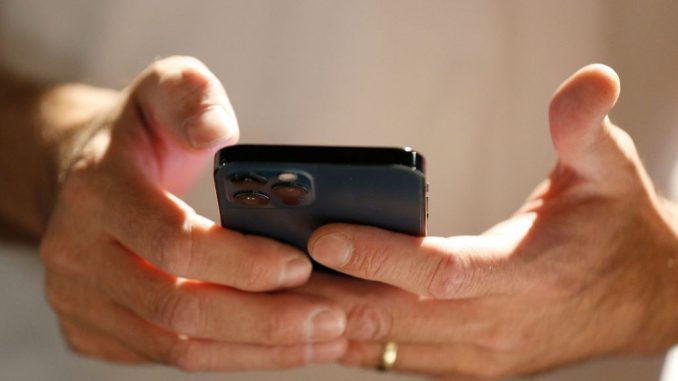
1 1 676 380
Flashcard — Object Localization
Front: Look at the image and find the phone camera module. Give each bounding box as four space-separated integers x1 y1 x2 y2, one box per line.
229 172 267 189
272 183 309 206
277 172 298 182
234 191 270 207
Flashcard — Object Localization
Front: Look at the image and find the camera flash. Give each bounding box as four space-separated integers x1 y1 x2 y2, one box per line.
278 172 298 182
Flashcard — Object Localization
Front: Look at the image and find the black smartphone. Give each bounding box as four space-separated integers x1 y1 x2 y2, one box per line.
214 144 428 255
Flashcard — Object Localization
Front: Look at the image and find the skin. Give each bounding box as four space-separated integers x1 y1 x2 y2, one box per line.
0 58 675 378
0 57 347 371
303 65 678 379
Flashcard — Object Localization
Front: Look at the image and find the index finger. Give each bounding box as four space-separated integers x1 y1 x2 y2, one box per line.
88 169 311 291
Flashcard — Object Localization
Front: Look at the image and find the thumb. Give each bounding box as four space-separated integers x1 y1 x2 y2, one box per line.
548 64 651 193
548 64 623 179
113 56 239 193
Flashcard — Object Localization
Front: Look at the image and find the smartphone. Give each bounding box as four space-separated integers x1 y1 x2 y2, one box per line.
214 144 428 256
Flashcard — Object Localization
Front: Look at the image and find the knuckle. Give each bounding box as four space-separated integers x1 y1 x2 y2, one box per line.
238 267 276 291
60 327 81 352
345 302 390 341
39 239 72 273
427 253 472 299
60 325 95 358
349 245 390 279
64 336 88 356
44 283 74 316
232 236 295 291
261 311 291 345
236 245 282 290
154 289 204 336
167 338 205 372
151 212 194 276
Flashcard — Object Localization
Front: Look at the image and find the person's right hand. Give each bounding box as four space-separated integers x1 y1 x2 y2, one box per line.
39 56 347 371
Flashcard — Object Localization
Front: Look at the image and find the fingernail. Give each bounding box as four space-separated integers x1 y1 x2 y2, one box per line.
184 105 238 149
310 234 352 268
278 257 312 288
307 308 346 342
305 340 347 364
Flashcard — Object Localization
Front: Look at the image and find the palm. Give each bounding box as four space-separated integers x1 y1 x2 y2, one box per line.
301 64 678 378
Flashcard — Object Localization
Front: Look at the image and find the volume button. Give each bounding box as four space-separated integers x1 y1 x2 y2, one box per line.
425 183 429 233
425 183 429 215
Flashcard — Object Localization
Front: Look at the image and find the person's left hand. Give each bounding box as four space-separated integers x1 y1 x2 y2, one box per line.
297 64 678 379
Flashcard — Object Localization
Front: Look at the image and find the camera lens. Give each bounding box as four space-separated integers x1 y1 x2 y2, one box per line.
233 191 270 207
272 183 309 205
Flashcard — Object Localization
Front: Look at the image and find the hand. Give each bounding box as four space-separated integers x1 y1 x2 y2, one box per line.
40 56 347 371
303 65 678 379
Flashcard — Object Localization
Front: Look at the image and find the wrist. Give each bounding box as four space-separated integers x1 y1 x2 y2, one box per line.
0 70 118 242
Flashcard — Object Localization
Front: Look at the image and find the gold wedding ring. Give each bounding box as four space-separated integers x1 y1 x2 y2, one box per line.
378 341 398 372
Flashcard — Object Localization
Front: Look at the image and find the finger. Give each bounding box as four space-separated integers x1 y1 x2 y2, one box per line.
308 224 525 299
57 291 346 370
110 55 239 194
46 275 180 362
108 304 348 370
549 64 648 191
549 64 619 172
299 273 509 346
167 338 348 372
59 319 148 363
90 57 310 291
342 341 510 380
90 167 313 290
95 241 345 345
